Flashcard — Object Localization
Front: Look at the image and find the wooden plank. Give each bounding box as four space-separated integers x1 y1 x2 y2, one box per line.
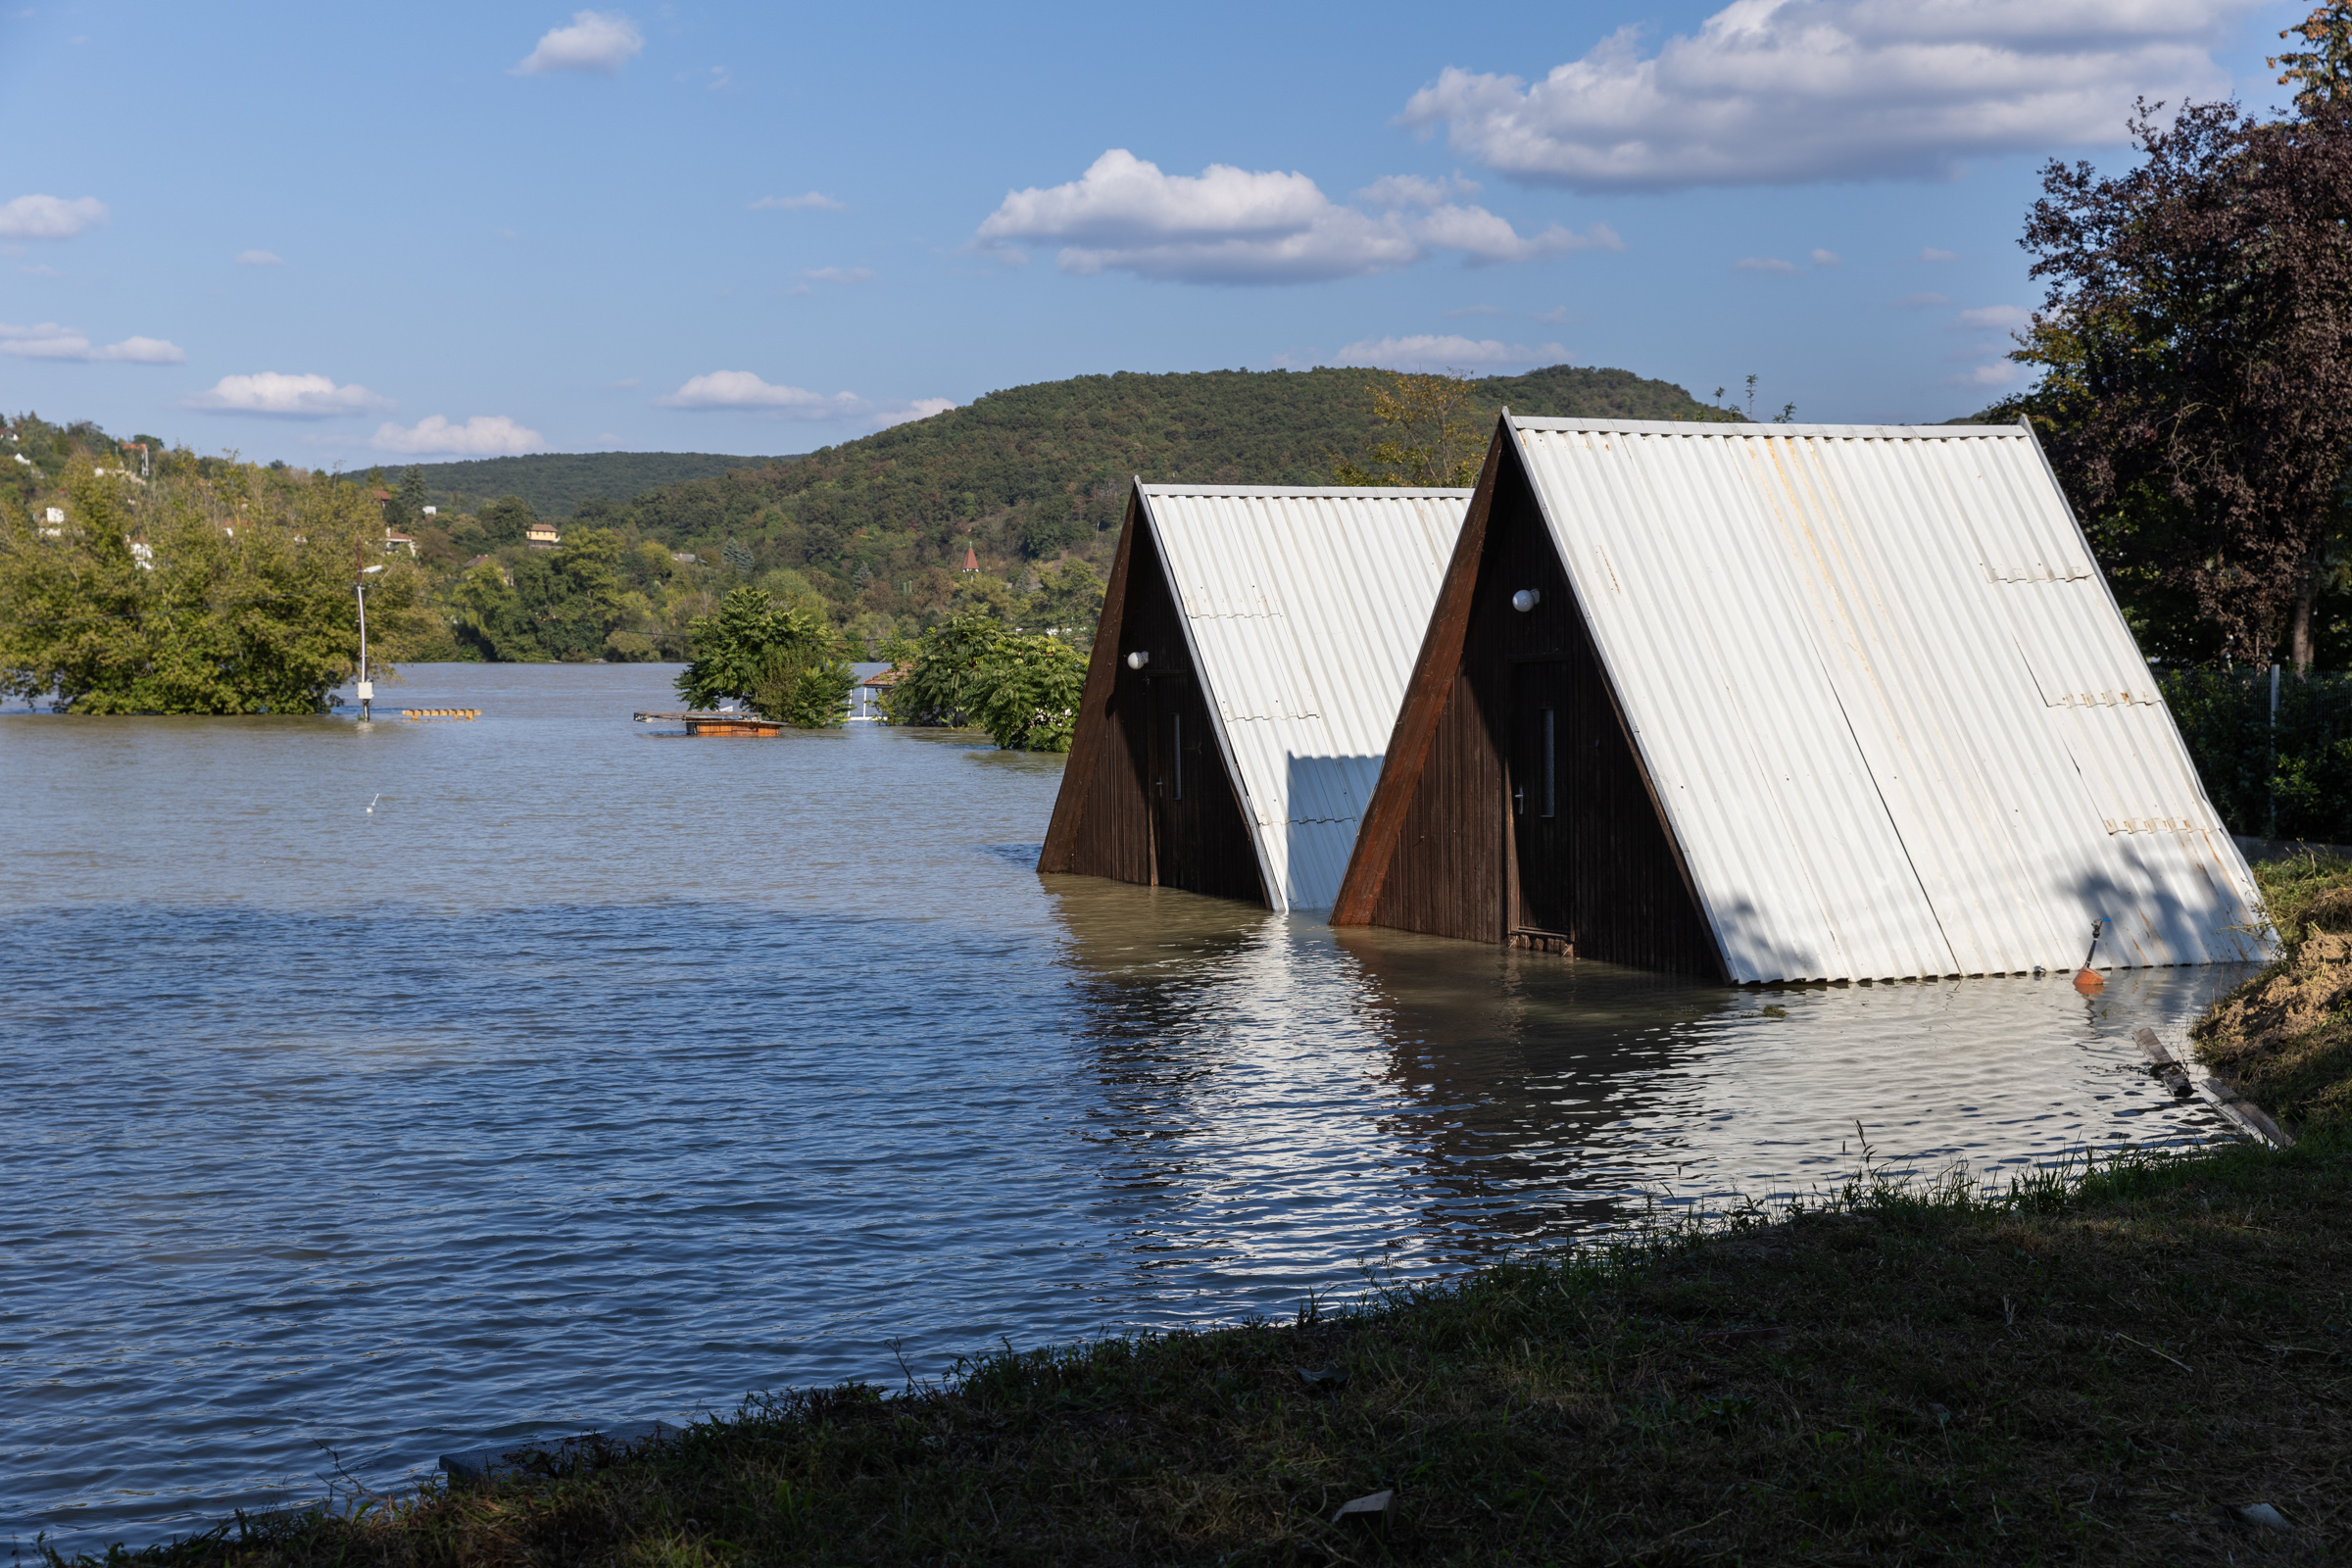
1039 488 1142 874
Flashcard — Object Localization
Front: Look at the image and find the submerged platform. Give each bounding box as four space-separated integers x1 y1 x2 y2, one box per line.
634 710 782 736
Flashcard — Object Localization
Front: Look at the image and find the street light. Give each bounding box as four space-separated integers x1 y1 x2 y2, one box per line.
357 563 384 722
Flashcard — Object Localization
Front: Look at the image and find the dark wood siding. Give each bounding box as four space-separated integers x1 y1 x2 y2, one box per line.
1345 436 1721 978
1038 502 1266 906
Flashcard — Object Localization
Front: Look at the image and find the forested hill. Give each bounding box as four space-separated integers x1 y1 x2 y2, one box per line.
386 450 785 516
592 363 1719 593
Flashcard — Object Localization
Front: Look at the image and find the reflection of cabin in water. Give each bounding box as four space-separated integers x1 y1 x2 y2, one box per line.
1039 483 1470 912
1333 415 2267 984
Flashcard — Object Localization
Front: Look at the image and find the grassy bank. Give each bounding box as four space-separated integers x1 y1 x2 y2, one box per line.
2196 849 2352 1134
66 860 2352 1567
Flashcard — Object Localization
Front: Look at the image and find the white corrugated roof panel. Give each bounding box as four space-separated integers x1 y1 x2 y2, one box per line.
1140 484 1470 913
1510 416 2268 983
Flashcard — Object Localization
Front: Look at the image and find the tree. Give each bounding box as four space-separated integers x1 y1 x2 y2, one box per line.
448 561 543 662
2276 3 2352 113
397 466 426 514
2011 97 2352 667
676 585 854 727
0 458 418 711
476 495 539 548
1332 370 1483 488
969 632 1086 752
1028 558 1105 647
880 612 1006 726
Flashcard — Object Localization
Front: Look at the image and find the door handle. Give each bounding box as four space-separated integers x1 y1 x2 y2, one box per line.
1513 786 1524 815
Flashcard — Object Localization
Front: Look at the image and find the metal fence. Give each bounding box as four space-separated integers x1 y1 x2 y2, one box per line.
2160 666 2352 843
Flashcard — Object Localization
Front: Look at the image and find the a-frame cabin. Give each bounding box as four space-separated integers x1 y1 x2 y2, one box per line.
1039 482 1470 912
1332 415 2267 984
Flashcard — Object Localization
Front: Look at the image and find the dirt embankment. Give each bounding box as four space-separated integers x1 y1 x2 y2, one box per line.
2195 859 2352 1134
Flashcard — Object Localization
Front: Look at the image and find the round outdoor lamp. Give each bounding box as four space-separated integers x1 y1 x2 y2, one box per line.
1511 589 1542 612
1126 651 1150 669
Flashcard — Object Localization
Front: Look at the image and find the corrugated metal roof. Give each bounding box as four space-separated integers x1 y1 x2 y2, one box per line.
1139 484 1470 913
1508 416 2268 983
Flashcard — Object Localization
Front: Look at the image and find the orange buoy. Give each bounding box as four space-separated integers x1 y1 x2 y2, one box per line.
2071 917 2106 993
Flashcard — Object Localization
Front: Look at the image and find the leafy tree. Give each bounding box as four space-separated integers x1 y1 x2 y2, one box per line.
969 632 1086 752
1332 370 1483 488
476 495 540 548
2276 2 2352 112
1014 492 1084 559
881 612 1007 726
676 585 855 726
2008 96 2352 667
397 466 425 514
1028 558 1105 647
448 560 544 662
0 458 418 711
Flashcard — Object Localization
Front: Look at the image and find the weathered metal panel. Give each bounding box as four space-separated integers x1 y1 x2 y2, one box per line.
1137 485 1470 912
1508 416 2268 983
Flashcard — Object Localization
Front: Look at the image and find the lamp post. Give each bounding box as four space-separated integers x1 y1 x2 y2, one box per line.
356 562 384 721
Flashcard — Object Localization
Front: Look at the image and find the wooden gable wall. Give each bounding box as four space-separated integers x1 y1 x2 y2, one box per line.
1334 428 1721 978
1038 494 1266 906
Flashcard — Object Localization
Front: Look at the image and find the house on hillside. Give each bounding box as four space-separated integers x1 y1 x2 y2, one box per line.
1331 415 2267 984
1038 482 1471 913
383 530 416 556
525 518 561 548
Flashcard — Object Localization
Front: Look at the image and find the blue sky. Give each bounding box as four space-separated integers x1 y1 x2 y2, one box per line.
0 0 2309 465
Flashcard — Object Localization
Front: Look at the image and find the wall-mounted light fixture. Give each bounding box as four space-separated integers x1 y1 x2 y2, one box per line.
1126 651 1151 669
1511 589 1542 612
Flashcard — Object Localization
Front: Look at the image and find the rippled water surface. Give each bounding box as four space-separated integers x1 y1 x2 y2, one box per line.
1 664 2255 1548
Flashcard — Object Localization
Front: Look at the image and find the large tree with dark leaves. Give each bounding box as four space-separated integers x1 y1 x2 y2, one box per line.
2014 94 2352 667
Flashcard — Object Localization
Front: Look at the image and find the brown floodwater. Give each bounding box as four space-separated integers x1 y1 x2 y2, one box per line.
0 662 2252 1549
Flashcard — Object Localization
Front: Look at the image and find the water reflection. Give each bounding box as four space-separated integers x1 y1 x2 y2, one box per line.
0 665 2258 1553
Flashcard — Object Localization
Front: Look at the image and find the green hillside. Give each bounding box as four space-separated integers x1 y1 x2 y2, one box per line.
374 450 788 517
597 364 1721 595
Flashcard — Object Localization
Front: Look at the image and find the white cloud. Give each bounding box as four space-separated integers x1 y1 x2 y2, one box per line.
1945 363 2026 389
656 370 864 417
371 416 546 456
870 398 956 430
187 371 390 416
1893 291 1949 309
1811 247 1842 267
751 192 845 212
1331 334 1569 372
513 10 642 75
1398 0 2257 192
0 321 184 363
1354 172 1482 208
1920 245 1958 262
1955 303 2031 330
1735 256 1796 273
1534 305 1579 324
236 249 283 266
972 149 1607 284
801 267 873 283
0 193 107 241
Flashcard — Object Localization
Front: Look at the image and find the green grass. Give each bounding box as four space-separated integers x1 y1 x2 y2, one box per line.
63 1132 2350 1567
2196 851 2352 1134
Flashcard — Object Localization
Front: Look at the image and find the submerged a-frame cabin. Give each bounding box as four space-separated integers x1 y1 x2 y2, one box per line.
1332 416 2267 984
1039 483 1470 912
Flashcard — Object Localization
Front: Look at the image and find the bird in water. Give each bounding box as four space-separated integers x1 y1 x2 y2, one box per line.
367 794 381 814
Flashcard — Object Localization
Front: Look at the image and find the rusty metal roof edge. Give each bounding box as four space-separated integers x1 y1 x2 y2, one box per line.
1506 415 2030 440
1141 483 1474 498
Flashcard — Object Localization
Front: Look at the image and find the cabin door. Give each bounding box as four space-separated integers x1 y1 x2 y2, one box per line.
1144 674 1206 889
1509 660 1577 941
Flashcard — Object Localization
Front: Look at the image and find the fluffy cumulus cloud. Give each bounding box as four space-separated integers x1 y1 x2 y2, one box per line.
514 10 643 75
1330 334 1570 372
972 149 1615 285
1 321 183 363
1398 0 2258 191
751 192 845 212
186 372 390 416
0 194 108 241
656 370 953 428
371 416 546 456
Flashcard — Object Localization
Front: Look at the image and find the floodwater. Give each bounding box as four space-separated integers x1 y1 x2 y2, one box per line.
1 663 2256 1550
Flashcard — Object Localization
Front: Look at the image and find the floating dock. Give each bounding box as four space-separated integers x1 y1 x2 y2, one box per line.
634 710 783 736
401 709 481 720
